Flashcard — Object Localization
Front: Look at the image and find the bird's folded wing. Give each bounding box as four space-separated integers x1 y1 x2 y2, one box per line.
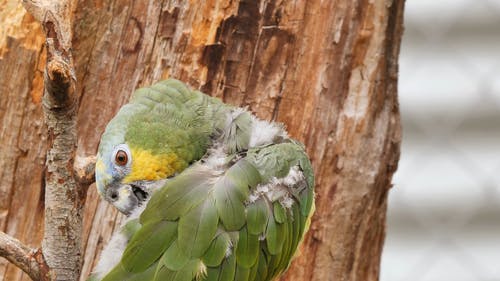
102 141 314 281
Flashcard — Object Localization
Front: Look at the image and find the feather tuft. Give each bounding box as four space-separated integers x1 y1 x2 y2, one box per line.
225 240 233 258
203 147 228 175
196 260 208 280
248 116 288 148
247 165 305 206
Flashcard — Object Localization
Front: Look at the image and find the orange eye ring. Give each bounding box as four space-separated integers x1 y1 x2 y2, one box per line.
115 150 128 166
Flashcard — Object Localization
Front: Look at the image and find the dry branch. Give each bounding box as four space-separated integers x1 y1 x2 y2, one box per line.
74 156 97 186
0 232 46 281
21 0 83 280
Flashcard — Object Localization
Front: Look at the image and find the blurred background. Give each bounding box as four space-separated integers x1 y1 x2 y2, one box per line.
381 1 500 280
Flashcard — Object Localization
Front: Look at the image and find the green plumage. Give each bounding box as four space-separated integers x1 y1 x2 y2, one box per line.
160 240 189 271
141 170 212 221
246 199 269 235
98 79 228 175
202 232 231 267
235 226 259 268
96 79 315 281
178 197 219 257
122 220 177 272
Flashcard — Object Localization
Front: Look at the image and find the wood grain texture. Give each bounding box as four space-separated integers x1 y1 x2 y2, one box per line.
0 0 404 280
0 7 46 279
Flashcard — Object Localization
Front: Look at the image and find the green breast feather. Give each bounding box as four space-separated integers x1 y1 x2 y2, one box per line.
93 79 315 281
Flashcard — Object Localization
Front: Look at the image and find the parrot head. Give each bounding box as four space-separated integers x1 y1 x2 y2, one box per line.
95 102 190 215
95 140 149 215
94 80 219 215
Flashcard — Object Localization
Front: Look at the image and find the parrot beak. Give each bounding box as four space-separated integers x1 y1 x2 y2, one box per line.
104 179 167 215
131 184 148 202
104 182 149 215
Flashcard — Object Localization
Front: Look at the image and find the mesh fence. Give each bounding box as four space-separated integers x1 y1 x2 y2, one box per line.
381 1 500 280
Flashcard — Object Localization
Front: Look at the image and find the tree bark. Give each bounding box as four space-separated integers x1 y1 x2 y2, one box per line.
0 0 403 280
19 1 87 280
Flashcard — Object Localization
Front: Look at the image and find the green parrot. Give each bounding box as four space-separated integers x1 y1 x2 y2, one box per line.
91 79 315 281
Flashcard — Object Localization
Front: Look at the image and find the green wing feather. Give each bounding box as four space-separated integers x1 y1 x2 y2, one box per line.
222 110 252 154
160 240 190 271
235 226 259 268
214 159 261 231
202 232 231 267
121 220 177 272
141 169 211 221
100 140 314 281
178 197 219 257
246 199 269 235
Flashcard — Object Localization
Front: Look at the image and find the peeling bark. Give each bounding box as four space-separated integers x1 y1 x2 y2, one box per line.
0 1 403 280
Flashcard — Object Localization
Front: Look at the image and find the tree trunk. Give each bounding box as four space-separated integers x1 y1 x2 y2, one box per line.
0 0 403 280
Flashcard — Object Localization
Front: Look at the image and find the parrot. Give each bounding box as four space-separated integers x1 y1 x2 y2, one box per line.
90 79 315 281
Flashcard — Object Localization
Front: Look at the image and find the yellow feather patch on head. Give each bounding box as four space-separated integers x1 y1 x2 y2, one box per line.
123 147 187 183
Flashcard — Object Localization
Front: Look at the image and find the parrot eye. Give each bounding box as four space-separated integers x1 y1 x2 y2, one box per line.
115 150 128 166
112 143 131 168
